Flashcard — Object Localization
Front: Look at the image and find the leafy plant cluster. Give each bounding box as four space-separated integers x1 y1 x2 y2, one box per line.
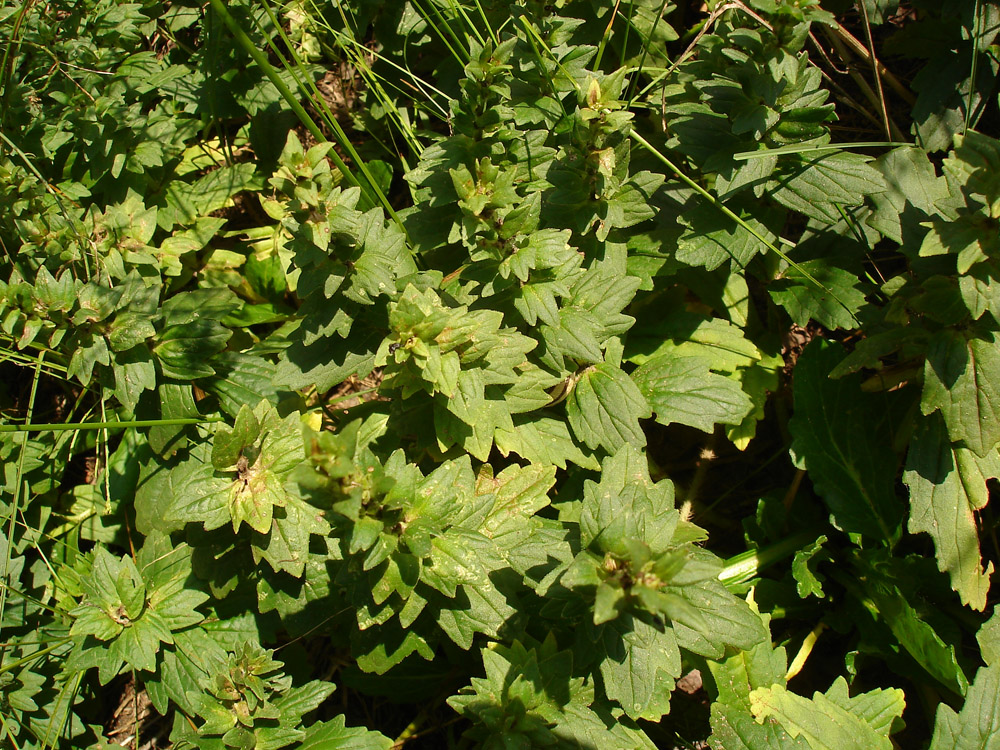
2 0 1000 748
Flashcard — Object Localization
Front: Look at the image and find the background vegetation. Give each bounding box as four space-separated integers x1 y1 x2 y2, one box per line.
1 0 999 747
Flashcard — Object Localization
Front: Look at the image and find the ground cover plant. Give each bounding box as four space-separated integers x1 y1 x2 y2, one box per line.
1 0 1000 747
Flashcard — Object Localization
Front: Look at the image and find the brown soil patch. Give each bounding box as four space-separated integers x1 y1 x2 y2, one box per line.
103 675 156 749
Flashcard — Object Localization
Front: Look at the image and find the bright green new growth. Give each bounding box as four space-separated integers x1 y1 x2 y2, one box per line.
188 642 336 750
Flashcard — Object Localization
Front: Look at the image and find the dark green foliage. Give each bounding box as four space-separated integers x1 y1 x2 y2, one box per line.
2 1 999 748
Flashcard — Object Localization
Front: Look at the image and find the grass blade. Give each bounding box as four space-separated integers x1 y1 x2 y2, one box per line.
734 141 911 160
630 131 860 326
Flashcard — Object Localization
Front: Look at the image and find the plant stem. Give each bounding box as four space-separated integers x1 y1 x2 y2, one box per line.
858 1 892 142
394 705 431 748
0 639 73 676
208 0 325 145
966 0 983 133
782 469 806 512
629 130 861 326
827 21 914 105
253 0 408 235
719 529 819 589
734 140 910 159
0 417 222 433
684 436 718 507
822 24 906 141
785 622 827 680
0 352 44 670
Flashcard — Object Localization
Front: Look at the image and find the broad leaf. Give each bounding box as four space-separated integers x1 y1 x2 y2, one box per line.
449 637 656 749
632 355 753 433
921 329 1000 457
750 679 904 750
789 341 903 541
868 146 950 244
904 413 999 610
852 551 969 697
769 152 885 224
676 201 777 271
566 363 650 452
770 261 868 331
930 664 1000 750
980 611 1000 668
708 610 810 750
297 716 392 750
595 615 679 720
495 415 601 470
626 313 761 371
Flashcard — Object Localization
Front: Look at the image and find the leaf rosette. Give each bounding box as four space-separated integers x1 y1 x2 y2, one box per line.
68 533 209 683
558 446 765 719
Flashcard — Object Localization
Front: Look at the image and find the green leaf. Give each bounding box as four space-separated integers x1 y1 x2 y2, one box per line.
920 212 999 274
676 201 778 271
347 209 418 304
478 462 556 539
352 624 435 674
149 382 199 455
791 536 829 599
929 664 1000 750
154 630 226 716
578 445 678 554
769 152 886 224
495 415 601 470
113 346 156 412
257 538 341 633
159 288 240 326
157 217 227 276
632 355 753 433
749 679 904 750
868 146 950 244
449 636 657 750
770 261 868 330
960 268 1000 323
107 312 156 351
231 465 284 534
921 329 1000 457
277 323 380 393
852 551 969 697
69 536 207 682
202 352 280 418
212 404 260 470
136 439 218 534
789 341 903 541
595 615 679 720
980 610 1000 668
435 380 512 460
503 366 562 414
669 579 769 659
274 681 337 726
568 262 642 342
727 353 784 449
598 171 666 240
253 497 329 578
540 307 605 366
154 319 232 379
566 363 650 452
626 313 761 371
904 413 999 610
708 610 810 750
160 162 259 227
297 716 392 750
113 615 173 672
431 581 518 650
